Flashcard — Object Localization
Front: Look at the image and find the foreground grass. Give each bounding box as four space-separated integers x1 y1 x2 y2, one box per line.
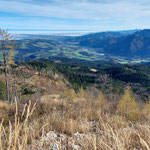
0 90 150 149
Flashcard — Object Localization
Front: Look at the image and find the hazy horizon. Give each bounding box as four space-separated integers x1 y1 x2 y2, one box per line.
6 28 142 36
8 29 96 36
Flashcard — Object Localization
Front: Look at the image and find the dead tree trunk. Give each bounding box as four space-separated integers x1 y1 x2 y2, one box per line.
0 29 14 103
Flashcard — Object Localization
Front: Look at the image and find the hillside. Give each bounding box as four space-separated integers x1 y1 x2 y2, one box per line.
107 29 150 58
66 29 139 43
0 62 71 103
1 60 150 102
0 60 147 100
53 61 150 99
0 61 150 149
76 29 150 58
0 47 150 149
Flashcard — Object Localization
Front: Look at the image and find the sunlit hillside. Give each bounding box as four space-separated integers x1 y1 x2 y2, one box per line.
0 63 150 149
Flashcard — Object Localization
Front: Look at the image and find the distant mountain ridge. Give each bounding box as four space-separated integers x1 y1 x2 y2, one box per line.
66 29 138 43
106 29 150 58
12 29 150 61
74 29 150 58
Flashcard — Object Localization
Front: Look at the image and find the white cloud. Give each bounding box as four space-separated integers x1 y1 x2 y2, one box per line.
0 0 150 30
0 0 149 19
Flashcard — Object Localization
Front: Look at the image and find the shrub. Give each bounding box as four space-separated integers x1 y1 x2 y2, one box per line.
77 87 85 98
21 86 35 95
96 91 105 107
143 96 150 119
68 89 76 102
0 80 6 100
117 87 141 121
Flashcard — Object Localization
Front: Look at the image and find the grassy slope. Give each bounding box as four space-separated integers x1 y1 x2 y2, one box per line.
0 88 150 149
0 63 150 149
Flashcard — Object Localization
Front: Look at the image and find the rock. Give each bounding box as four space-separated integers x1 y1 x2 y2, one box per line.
42 131 58 143
74 132 85 140
46 131 57 138
51 144 58 150
72 144 80 150
74 132 80 136
58 133 66 141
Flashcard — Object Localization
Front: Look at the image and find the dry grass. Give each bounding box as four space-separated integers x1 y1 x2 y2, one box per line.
0 100 36 150
0 93 150 149
0 101 10 110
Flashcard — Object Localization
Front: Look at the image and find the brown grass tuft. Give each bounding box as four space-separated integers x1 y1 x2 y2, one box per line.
0 90 150 149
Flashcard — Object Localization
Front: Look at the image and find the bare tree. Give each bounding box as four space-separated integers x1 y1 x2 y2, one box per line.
0 29 15 103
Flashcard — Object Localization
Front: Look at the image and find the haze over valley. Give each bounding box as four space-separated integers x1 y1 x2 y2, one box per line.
9 29 150 64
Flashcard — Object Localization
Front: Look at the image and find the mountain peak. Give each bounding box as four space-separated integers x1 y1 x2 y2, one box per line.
135 29 150 37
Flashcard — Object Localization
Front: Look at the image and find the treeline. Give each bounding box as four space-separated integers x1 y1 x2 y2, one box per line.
1 59 149 101
23 60 150 100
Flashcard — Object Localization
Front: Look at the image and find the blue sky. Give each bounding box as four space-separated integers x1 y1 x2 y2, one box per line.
0 0 150 31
